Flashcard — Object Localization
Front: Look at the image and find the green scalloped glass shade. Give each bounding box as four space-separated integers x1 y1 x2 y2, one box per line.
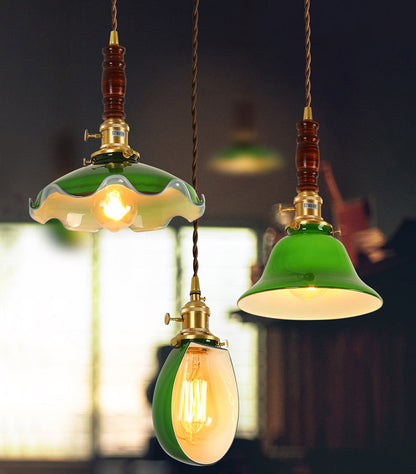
152 341 239 466
238 224 383 320
210 143 282 175
29 152 205 232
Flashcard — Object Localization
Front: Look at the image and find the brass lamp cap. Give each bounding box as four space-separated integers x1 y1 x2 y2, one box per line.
109 30 119 45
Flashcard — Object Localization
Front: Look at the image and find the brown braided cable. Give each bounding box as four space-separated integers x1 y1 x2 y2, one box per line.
296 0 319 194
111 0 118 31
305 0 311 107
191 0 199 277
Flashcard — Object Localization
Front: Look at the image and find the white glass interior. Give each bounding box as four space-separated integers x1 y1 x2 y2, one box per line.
239 287 383 320
30 178 204 233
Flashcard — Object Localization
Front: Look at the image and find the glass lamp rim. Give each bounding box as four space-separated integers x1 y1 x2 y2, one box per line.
239 284 382 300
29 175 205 232
238 286 383 320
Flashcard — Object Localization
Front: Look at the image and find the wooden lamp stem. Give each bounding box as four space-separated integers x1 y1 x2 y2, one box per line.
296 120 320 193
102 43 126 120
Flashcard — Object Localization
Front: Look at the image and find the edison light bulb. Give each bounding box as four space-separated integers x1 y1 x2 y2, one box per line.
102 189 131 220
174 347 213 444
153 341 238 465
289 286 328 301
91 184 137 232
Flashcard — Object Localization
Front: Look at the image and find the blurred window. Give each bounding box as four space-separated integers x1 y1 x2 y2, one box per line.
98 229 177 455
0 224 92 459
0 224 258 459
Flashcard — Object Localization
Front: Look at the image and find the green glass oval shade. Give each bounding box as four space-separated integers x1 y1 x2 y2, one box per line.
238 224 383 320
210 143 283 175
29 153 205 232
152 341 239 466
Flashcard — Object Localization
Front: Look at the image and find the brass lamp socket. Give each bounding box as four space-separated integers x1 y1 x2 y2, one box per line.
168 276 220 348
90 118 139 160
288 190 333 231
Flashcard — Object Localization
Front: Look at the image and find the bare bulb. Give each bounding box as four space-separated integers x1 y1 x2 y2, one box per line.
102 189 131 220
91 184 137 232
171 344 238 463
289 286 328 302
174 347 212 444
153 341 238 465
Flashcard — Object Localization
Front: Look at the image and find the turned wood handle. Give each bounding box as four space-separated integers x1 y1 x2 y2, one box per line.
102 44 126 120
296 119 320 193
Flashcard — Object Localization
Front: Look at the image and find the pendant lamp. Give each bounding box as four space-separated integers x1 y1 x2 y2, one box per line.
238 0 383 320
209 100 282 175
153 278 238 465
29 1 204 233
152 1 238 465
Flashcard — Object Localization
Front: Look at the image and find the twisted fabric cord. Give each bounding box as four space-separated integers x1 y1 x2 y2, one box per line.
305 0 311 107
112 0 118 31
191 0 199 277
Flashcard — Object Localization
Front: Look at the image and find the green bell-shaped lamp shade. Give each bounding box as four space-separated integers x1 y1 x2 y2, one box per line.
29 151 205 233
152 340 239 466
238 114 383 320
29 32 204 232
238 223 382 320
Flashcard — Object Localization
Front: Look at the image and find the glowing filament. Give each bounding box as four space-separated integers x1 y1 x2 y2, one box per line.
91 184 138 232
180 379 207 425
101 189 131 221
176 356 211 442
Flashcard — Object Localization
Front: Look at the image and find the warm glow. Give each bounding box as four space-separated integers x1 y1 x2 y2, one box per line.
91 185 138 232
211 155 279 175
289 286 328 301
177 354 209 443
102 189 131 221
174 348 212 444
171 343 238 464
239 287 383 320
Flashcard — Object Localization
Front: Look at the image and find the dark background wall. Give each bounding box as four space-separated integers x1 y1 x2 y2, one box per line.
0 1 415 473
0 0 413 237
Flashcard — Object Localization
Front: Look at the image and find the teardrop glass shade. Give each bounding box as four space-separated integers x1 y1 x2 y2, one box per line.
29 152 205 232
152 341 239 466
238 224 383 320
